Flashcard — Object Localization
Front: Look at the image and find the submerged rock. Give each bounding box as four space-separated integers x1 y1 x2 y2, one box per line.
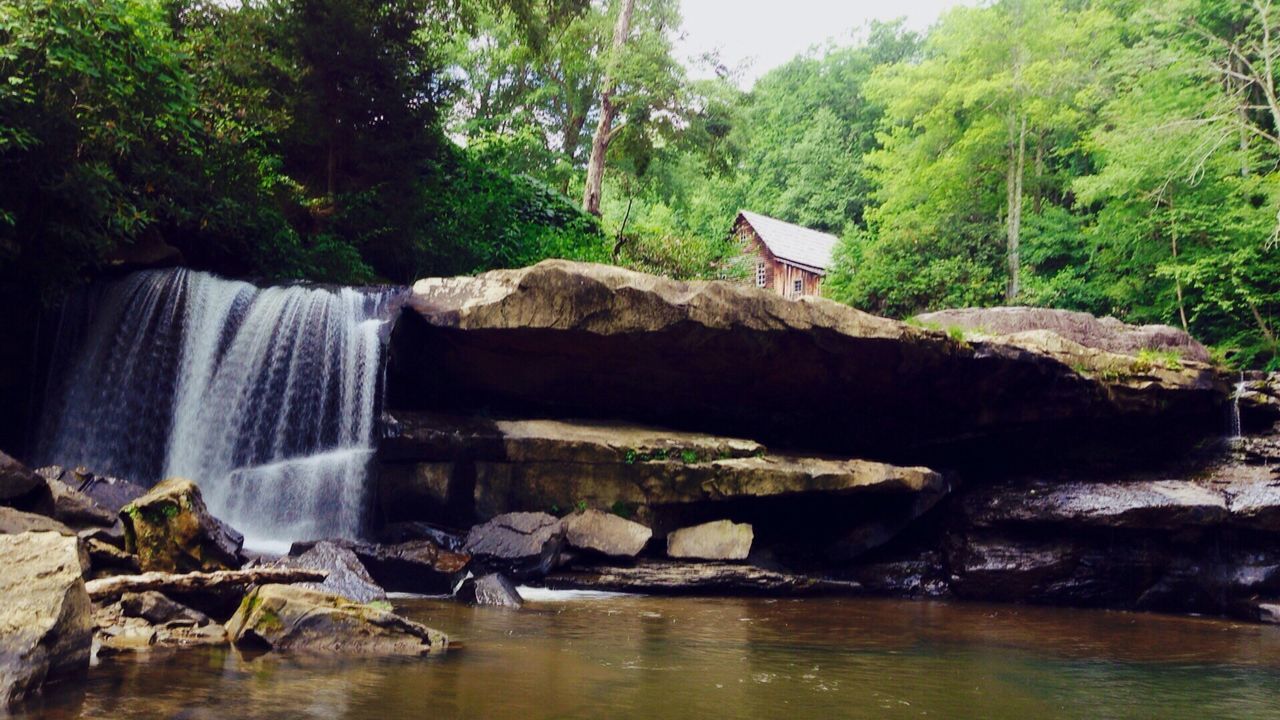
667 520 753 561
0 532 93 706
455 573 523 608
121 478 244 573
464 512 564 579
563 509 652 558
288 538 468 595
277 541 386 604
227 584 447 655
545 559 857 596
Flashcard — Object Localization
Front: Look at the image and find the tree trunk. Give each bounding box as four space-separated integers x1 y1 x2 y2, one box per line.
1169 198 1189 332
1005 114 1027 301
582 0 636 216
86 568 327 603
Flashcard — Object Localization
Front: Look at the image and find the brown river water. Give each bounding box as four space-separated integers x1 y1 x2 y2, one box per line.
13 592 1280 719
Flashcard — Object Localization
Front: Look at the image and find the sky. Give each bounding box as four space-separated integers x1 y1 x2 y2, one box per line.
676 0 968 87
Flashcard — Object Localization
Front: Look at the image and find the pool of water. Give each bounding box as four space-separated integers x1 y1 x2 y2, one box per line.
15 595 1280 719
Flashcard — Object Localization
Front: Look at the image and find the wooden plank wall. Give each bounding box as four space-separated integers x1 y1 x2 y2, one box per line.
735 219 823 299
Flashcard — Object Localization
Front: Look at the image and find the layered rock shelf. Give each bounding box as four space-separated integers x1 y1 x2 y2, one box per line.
387 260 1225 461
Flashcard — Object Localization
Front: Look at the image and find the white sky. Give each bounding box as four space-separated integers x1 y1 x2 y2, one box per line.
677 0 969 87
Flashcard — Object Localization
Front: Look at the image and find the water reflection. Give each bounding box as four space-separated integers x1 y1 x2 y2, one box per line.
17 597 1280 720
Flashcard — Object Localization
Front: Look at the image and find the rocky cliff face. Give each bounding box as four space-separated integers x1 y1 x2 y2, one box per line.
387 260 1224 465
370 260 1280 621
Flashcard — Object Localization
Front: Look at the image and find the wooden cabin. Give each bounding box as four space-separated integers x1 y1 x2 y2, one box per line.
732 211 838 299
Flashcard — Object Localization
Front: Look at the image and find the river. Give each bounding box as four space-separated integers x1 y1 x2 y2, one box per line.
13 594 1280 719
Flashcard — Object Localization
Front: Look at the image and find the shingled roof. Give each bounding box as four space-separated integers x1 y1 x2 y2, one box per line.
737 211 839 272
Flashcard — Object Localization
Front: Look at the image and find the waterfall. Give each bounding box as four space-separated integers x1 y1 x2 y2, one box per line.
36 268 402 552
1230 371 1245 440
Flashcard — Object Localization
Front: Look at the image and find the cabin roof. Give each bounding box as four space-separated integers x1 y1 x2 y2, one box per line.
736 211 838 272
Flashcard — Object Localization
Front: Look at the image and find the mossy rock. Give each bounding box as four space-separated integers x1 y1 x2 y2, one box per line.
120 478 243 573
226 584 447 655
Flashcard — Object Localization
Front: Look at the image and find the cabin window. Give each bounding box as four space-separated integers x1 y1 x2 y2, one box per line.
756 262 766 288
793 279 803 296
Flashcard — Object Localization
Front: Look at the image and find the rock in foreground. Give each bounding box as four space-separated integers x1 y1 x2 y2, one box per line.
227 584 447 655
0 532 93 706
121 478 243 573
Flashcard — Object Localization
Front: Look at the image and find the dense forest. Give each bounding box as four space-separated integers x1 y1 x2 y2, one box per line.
2 0 1280 368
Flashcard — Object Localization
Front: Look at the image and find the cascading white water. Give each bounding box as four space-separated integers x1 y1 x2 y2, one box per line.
36 268 401 552
1230 371 1246 440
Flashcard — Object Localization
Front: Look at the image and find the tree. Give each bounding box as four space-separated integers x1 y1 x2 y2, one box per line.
828 1 1118 314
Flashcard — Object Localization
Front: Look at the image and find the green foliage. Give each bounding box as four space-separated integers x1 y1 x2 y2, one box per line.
5 0 1280 369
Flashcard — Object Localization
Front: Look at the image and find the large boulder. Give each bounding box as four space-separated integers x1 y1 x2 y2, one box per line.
666 520 753 561
226 584 447 655
120 478 243 573
387 260 1223 461
277 541 387 603
464 512 564 579
563 509 652 558
287 538 468 595
0 532 93 706
915 307 1211 362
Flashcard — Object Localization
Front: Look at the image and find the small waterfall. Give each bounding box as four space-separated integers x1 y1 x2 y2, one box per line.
1230 371 1246 440
36 268 402 551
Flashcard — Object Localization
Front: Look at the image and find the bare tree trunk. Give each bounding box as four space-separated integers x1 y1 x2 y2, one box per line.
1006 114 1027 301
582 0 635 216
1169 198 1189 331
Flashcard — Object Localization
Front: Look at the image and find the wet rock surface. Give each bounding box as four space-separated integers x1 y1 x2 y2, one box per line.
226 584 447 655
455 573 523 608
275 541 387 604
0 532 93 706
288 538 468 595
